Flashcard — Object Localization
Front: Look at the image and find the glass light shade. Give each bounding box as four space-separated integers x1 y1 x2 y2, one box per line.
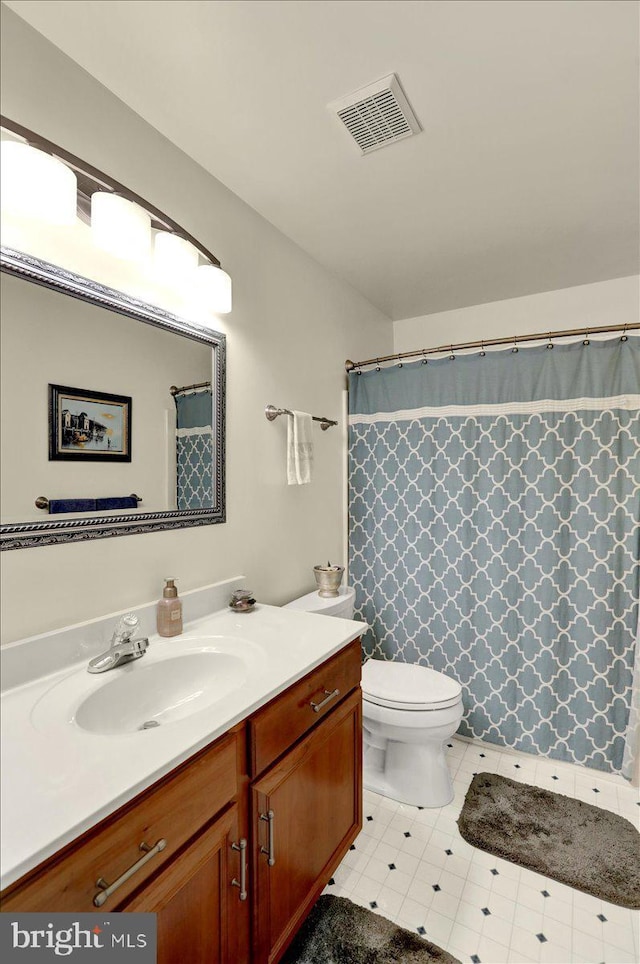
197 263 232 314
153 231 199 283
91 192 151 261
0 140 77 224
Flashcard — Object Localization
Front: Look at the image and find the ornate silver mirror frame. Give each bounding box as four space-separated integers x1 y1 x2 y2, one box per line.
0 247 226 550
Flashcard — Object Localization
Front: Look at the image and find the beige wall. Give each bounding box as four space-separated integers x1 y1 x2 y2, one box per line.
393 276 639 352
0 6 392 643
1 271 212 522
390 277 640 786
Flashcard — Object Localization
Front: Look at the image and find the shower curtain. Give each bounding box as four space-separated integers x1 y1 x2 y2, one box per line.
348 338 640 774
174 388 213 510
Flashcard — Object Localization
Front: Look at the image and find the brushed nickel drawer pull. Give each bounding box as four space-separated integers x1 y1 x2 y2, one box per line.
310 688 340 713
93 838 167 907
231 838 248 900
260 810 275 866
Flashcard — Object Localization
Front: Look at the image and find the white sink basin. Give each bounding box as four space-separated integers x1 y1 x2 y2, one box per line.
76 652 246 734
30 636 266 735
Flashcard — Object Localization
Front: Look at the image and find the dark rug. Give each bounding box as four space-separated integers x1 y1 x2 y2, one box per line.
458 772 640 909
282 895 460 964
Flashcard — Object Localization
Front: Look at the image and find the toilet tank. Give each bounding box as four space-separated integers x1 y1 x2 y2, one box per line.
284 586 355 619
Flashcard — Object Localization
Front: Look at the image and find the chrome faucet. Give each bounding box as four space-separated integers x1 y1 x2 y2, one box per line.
87 613 149 674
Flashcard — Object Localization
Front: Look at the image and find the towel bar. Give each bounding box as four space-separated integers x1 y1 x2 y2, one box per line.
35 494 142 512
264 405 337 431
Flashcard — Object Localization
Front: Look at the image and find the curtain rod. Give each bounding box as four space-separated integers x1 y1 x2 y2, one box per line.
170 380 211 396
345 323 639 372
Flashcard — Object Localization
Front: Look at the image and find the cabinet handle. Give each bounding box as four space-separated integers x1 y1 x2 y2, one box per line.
310 688 340 713
231 838 248 900
260 810 275 866
93 838 167 907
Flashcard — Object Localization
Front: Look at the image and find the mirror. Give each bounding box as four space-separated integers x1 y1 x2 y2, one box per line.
0 248 225 549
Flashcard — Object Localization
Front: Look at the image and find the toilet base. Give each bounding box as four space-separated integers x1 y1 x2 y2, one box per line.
363 739 454 808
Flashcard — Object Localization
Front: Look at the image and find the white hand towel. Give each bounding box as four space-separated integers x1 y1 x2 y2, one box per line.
287 411 314 485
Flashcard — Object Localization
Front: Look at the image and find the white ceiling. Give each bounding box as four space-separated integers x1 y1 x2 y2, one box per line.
5 0 639 321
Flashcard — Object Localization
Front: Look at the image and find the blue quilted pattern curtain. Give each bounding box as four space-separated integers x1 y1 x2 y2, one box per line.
348 338 640 774
174 388 213 510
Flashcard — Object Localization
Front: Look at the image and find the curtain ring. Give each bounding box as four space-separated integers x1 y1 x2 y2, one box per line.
397 354 403 368
547 331 554 349
583 327 590 346
449 344 455 360
421 350 428 365
479 339 486 357
511 336 518 353
375 358 381 372
621 324 628 342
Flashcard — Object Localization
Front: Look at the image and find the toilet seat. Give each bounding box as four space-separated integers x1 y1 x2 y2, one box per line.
362 659 462 711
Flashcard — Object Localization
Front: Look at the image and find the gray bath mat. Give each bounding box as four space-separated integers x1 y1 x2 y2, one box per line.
458 772 640 909
282 894 460 964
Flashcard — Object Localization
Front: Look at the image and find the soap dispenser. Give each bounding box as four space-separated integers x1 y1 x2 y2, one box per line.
157 578 183 637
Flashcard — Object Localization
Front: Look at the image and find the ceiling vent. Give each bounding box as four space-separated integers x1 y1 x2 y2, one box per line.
329 73 421 155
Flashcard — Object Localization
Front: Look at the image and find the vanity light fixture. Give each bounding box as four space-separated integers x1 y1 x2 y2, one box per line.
197 263 232 315
154 231 232 315
0 139 78 225
153 231 200 282
0 115 232 318
91 192 151 262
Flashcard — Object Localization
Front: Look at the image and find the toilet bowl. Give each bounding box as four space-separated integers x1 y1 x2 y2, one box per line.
283 588 462 808
361 660 463 808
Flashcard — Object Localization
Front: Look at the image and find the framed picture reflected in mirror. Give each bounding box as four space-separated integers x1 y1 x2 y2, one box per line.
49 383 132 462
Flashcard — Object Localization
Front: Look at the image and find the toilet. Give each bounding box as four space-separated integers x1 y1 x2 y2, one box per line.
285 586 463 809
284 585 356 619
361 659 463 808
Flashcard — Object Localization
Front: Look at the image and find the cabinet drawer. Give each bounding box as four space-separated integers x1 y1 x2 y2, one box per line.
1 728 240 912
249 638 361 777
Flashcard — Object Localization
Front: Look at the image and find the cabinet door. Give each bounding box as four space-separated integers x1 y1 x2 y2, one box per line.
122 805 249 964
251 689 362 964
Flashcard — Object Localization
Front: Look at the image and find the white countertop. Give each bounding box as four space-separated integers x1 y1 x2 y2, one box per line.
0 600 364 890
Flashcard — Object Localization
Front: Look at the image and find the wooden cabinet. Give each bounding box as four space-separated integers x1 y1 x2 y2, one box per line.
0 728 242 913
249 640 362 777
123 805 247 964
1 639 362 964
251 689 362 964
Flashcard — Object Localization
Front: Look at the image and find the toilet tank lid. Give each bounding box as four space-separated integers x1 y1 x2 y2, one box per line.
284 585 355 614
362 659 462 706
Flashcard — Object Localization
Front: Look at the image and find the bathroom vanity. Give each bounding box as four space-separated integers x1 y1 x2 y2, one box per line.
0 592 363 964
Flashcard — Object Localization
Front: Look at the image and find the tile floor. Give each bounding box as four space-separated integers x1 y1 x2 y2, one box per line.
325 737 640 964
